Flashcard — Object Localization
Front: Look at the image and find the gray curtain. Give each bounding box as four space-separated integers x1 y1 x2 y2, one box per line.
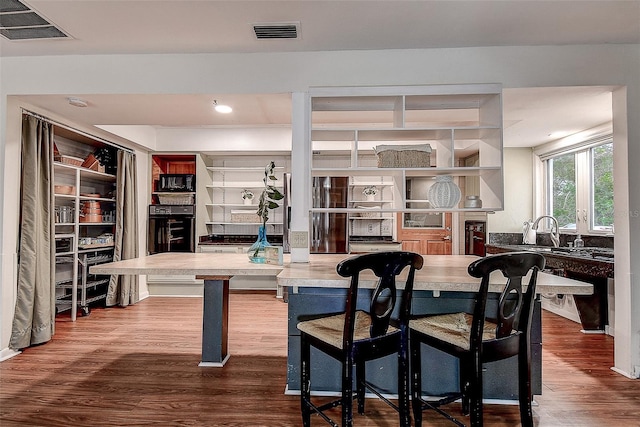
10 115 55 349
106 150 139 306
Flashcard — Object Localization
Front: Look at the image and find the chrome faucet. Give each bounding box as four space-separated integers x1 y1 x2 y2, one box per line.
532 215 560 248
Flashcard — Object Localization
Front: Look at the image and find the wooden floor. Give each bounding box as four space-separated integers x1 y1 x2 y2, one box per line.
1 293 638 426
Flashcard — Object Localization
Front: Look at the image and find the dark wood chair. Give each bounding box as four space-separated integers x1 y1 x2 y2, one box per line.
410 251 545 427
297 251 424 427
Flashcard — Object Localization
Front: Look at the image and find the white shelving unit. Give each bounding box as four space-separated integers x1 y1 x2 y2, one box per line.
308 84 504 214
200 155 290 239
347 177 395 238
53 131 119 321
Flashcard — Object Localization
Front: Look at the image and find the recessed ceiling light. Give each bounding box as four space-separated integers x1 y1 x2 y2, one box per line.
547 131 571 139
213 100 232 114
67 97 88 107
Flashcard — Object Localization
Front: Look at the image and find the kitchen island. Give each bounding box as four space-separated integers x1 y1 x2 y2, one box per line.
91 252 592 399
277 254 593 399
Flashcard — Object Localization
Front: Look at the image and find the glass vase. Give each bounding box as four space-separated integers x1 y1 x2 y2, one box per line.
247 224 271 263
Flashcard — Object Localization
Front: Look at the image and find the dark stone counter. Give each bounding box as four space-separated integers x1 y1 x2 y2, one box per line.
199 234 283 245
485 244 614 279
486 241 613 331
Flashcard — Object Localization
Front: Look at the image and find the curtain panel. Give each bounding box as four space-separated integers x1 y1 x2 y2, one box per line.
10 115 55 349
106 150 139 306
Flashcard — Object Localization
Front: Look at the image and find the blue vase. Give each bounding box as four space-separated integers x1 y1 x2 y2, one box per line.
247 225 271 263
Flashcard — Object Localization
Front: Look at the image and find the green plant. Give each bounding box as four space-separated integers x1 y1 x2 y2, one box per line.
256 161 284 227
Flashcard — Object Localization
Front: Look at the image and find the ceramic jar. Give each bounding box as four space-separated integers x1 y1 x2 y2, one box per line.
428 175 461 209
464 195 482 208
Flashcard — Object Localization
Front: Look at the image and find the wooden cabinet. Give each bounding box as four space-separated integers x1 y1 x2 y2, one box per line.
52 127 121 320
397 212 453 255
150 154 196 205
308 84 504 215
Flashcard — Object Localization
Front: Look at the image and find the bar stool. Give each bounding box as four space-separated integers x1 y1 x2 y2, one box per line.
410 252 545 427
297 251 423 427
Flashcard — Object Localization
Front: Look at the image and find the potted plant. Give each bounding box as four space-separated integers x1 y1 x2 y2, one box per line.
241 189 254 205
363 185 378 201
248 161 284 263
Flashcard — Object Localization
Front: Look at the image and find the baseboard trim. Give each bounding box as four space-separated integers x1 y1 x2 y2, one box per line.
0 348 21 362
283 385 539 405
198 354 230 368
611 366 640 379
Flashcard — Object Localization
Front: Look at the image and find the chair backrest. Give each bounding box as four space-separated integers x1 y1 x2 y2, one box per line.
467 252 546 351
336 251 424 345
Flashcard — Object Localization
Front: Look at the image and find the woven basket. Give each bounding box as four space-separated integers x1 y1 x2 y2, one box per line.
231 210 261 223
375 144 432 168
60 155 84 167
355 206 381 218
158 194 194 205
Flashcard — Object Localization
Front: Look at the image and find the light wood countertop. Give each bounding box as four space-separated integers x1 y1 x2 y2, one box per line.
91 253 593 295
89 252 284 277
277 254 593 295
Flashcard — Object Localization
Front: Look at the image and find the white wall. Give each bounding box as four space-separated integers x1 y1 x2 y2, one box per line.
487 148 534 233
1 44 639 377
155 127 292 153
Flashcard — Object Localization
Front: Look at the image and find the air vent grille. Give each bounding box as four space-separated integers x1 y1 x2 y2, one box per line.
253 23 299 40
0 0 68 40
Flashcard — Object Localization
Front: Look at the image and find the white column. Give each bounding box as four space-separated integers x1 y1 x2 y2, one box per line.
612 86 640 379
290 92 311 263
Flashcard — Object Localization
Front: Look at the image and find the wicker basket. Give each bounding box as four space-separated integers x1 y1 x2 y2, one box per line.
60 155 84 167
231 210 261 223
158 194 194 205
81 153 105 172
355 206 381 218
375 144 432 168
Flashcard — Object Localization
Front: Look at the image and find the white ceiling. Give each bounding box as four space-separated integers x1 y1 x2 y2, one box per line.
4 0 635 147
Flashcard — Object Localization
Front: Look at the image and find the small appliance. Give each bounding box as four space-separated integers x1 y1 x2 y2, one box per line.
158 174 196 193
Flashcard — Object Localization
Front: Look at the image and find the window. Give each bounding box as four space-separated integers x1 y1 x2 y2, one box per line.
544 140 613 234
549 152 577 230
591 143 614 230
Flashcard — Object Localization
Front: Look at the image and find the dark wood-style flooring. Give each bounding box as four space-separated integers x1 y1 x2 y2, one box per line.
1 293 638 426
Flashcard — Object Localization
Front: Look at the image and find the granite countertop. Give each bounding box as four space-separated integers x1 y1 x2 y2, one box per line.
485 244 614 279
199 234 283 245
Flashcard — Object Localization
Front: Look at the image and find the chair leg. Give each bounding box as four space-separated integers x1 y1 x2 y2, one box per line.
459 361 470 415
410 334 423 427
342 354 354 427
518 345 534 427
300 333 311 427
468 354 484 427
398 334 412 427
356 360 366 415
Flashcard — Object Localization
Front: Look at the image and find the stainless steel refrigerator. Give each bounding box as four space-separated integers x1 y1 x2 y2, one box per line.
310 176 349 253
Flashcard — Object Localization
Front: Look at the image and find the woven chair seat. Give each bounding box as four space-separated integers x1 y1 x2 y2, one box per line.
410 312 499 351
298 310 398 350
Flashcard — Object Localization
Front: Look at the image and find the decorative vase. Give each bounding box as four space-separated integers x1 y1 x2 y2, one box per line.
428 175 461 209
366 194 375 202
247 224 271 263
244 198 252 205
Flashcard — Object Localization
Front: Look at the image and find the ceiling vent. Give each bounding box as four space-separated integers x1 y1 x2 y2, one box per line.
253 22 299 40
0 0 68 40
